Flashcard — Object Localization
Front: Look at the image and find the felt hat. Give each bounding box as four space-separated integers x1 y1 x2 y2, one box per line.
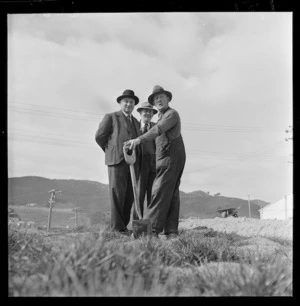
117 89 139 105
148 85 172 105
136 101 158 114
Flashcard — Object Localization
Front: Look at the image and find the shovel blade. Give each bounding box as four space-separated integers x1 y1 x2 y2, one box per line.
132 219 152 238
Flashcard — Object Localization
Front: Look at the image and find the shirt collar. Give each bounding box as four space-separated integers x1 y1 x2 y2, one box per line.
158 106 170 118
140 121 149 128
122 111 131 119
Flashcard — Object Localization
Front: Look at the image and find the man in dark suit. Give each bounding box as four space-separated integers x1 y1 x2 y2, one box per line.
95 89 141 234
132 101 157 221
124 85 186 240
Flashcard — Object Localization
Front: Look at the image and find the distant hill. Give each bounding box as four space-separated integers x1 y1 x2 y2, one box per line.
8 176 110 213
8 176 269 219
179 192 268 219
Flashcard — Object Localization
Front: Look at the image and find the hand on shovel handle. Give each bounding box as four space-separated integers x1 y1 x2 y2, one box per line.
124 139 141 151
123 141 133 155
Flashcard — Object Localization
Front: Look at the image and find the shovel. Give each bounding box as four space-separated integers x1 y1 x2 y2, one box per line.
123 145 152 238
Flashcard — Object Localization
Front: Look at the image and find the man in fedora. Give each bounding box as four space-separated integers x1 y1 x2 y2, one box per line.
95 89 141 234
124 85 186 239
132 101 158 221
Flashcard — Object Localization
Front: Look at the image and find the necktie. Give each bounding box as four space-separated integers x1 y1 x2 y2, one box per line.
127 115 138 139
142 123 148 134
127 115 132 126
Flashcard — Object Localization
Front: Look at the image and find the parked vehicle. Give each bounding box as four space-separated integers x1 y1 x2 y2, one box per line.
217 207 239 218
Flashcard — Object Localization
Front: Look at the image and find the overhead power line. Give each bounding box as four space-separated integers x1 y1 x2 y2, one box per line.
183 122 283 130
182 125 282 133
184 140 288 174
9 101 104 116
8 126 287 161
8 101 285 133
8 128 93 142
188 140 285 159
8 127 286 158
8 132 96 148
8 106 103 122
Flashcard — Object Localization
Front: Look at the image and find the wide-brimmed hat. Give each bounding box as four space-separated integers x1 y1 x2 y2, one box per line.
148 85 172 105
137 101 158 114
117 89 139 105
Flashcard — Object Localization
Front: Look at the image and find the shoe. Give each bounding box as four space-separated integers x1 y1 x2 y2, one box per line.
119 229 132 236
166 233 178 240
152 231 159 238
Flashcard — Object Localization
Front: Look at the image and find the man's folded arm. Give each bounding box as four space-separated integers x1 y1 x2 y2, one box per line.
95 113 112 152
139 110 178 143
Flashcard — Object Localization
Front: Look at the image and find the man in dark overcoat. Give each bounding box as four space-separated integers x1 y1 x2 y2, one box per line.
95 89 141 234
125 85 186 239
132 101 158 220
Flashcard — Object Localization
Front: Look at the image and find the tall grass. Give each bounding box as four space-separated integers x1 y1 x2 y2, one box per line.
8 226 292 296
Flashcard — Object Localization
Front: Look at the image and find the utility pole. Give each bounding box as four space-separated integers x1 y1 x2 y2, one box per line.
284 194 288 220
47 189 62 233
72 207 81 228
285 125 293 142
247 195 251 218
285 126 293 164
288 154 293 164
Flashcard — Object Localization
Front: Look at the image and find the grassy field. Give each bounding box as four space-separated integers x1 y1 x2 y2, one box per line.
9 206 95 229
8 217 292 296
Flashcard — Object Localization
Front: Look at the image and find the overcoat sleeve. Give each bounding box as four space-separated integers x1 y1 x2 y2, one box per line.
138 110 178 143
95 114 112 152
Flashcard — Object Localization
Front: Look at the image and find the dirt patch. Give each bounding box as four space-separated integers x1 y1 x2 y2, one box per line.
233 237 292 260
196 262 256 277
179 217 293 241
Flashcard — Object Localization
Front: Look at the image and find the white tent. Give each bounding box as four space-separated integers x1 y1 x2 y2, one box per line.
259 194 293 220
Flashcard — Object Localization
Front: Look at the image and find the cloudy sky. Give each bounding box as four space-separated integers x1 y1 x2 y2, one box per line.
7 12 292 203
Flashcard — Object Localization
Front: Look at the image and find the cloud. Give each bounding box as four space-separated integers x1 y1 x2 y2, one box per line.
7 13 292 202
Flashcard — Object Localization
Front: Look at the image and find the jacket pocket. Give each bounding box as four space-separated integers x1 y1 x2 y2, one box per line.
156 138 170 168
105 145 116 164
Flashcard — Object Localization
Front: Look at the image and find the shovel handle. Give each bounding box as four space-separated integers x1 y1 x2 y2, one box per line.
129 164 143 220
123 145 136 165
123 145 142 219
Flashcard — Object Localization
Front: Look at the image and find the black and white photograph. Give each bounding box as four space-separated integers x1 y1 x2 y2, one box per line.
7 7 293 297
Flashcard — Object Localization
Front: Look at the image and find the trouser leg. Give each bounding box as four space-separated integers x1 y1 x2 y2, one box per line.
123 175 134 227
108 160 133 231
146 170 156 207
144 155 185 234
164 154 185 234
164 177 182 235
144 166 177 233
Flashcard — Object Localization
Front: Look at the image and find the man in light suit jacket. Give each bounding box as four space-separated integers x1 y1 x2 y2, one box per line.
95 89 141 234
132 101 157 221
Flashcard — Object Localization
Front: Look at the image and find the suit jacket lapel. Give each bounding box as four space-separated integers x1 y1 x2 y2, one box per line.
133 117 142 136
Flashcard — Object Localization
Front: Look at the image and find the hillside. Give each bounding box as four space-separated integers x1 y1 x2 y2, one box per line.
8 176 110 213
8 176 269 219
